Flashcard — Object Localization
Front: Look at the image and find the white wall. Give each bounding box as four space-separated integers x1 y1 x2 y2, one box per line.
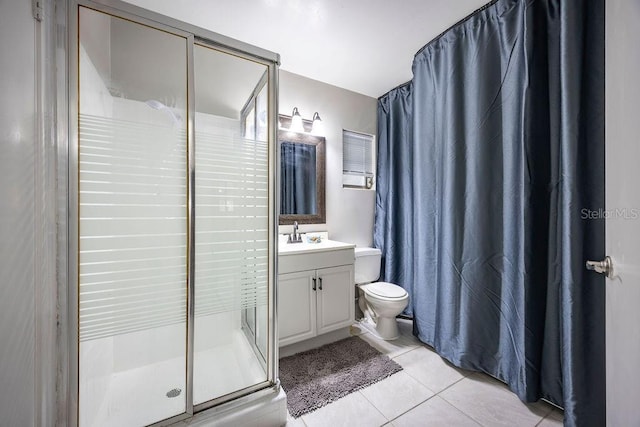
0 1 36 426
279 70 378 247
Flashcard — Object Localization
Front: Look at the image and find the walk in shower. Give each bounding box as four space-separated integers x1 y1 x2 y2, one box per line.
70 2 278 425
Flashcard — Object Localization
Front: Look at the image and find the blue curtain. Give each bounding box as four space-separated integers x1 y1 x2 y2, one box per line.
374 1 605 425
376 83 415 315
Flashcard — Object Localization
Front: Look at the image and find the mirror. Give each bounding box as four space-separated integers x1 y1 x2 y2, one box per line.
279 115 325 224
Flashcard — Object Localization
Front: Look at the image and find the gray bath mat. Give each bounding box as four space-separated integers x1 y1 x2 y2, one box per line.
279 336 403 418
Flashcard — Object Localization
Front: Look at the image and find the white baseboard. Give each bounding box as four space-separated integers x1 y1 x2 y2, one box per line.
279 327 355 358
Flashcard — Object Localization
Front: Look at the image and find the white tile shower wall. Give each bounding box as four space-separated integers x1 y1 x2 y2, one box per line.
194 312 240 352
279 71 378 247
112 324 185 372
106 311 238 372
79 45 113 117
195 112 239 136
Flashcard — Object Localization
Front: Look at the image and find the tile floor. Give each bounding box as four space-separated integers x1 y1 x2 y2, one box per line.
284 320 563 427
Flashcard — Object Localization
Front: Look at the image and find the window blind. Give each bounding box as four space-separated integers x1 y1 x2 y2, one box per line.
343 129 375 189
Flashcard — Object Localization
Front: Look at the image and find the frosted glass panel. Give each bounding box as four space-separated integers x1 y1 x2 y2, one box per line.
78 7 188 426
193 44 269 404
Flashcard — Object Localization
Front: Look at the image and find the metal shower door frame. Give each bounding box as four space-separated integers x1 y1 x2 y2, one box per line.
63 1 280 425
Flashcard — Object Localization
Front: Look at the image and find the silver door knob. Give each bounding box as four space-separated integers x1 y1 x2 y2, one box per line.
586 256 614 278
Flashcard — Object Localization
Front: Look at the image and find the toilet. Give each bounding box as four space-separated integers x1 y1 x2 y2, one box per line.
354 247 409 340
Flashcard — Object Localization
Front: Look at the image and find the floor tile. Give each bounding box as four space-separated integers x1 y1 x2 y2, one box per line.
286 323 561 427
537 408 564 426
396 318 415 335
391 396 480 427
360 371 435 420
547 408 564 420
439 373 552 427
285 411 307 426
301 391 387 427
357 321 422 359
393 346 467 393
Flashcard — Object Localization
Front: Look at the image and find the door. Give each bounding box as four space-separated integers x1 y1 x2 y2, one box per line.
278 271 317 346
76 8 189 426
316 265 355 335
605 1 640 425
192 43 271 406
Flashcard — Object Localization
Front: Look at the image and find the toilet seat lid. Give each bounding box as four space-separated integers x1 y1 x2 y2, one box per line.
364 282 407 299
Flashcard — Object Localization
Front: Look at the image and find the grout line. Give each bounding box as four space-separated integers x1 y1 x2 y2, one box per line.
436 394 487 427
534 409 561 427
390 346 419 361
383 372 470 425
436 396 484 427
366 328 482 425
433 375 467 395
350 390 388 425
385 393 438 425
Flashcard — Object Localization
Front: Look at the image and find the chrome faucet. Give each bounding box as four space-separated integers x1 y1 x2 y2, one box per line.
287 221 302 244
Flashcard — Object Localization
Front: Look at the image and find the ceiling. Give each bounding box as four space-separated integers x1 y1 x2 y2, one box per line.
123 0 489 98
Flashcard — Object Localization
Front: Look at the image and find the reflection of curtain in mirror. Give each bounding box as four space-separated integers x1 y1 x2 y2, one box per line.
280 143 316 215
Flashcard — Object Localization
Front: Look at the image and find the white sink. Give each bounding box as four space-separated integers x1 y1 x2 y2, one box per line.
278 235 355 255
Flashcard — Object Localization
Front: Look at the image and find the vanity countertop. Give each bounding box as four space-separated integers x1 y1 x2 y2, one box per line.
278 238 356 256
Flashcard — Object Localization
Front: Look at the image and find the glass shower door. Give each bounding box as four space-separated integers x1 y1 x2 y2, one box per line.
192 44 270 405
77 7 188 426
74 2 277 424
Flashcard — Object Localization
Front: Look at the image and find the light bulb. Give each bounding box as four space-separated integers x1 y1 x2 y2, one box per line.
311 112 324 136
290 107 304 133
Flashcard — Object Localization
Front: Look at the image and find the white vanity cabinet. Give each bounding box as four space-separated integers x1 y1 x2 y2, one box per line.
278 242 355 347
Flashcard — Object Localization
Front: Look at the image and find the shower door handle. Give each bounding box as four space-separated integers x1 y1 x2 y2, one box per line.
312 277 317 291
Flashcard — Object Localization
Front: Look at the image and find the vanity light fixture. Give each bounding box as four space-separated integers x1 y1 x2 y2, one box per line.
311 112 324 136
289 107 305 133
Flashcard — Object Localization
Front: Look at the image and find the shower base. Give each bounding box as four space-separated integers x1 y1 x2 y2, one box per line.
79 328 265 426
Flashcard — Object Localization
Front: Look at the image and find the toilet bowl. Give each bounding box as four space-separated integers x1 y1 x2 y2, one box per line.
358 281 409 340
355 248 409 340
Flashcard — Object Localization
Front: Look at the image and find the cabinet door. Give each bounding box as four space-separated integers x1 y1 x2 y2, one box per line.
278 270 317 346
316 265 355 335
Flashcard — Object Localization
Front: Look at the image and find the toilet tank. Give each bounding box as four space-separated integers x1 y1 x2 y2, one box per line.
354 247 382 284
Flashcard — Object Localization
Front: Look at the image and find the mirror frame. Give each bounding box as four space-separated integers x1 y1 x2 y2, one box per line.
279 114 326 225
